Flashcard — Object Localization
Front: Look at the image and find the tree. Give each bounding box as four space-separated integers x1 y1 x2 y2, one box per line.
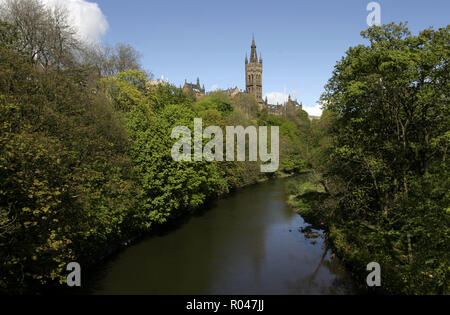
0 0 81 69
320 23 449 294
232 93 259 119
85 43 145 77
0 43 139 293
0 21 19 49
194 92 234 115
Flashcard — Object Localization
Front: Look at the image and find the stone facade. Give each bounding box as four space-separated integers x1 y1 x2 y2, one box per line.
147 75 169 87
265 95 302 116
245 36 264 108
225 87 240 97
183 77 206 97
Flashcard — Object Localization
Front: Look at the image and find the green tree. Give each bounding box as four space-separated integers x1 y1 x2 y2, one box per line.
0 45 138 292
320 23 449 294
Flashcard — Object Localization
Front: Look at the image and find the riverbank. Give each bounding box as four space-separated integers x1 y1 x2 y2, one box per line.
288 171 450 295
285 174 370 294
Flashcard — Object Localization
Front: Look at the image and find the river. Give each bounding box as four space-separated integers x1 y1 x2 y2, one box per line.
81 177 357 295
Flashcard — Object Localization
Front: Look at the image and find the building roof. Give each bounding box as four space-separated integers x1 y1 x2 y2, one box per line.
183 78 205 93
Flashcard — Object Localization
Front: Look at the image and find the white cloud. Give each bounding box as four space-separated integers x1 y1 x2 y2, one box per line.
210 84 220 91
42 0 108 44
303 103 324 117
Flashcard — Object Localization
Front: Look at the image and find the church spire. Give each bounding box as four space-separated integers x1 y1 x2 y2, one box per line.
250 35 258 63
245 34 263 105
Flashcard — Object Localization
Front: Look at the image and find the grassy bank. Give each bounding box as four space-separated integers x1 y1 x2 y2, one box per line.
286 173 327 229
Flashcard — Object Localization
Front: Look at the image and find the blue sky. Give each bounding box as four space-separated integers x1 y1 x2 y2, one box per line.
92 0 449 115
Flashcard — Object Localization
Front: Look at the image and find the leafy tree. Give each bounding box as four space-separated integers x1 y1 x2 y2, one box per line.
193 92 233 115
232 93 260 119
318 23 449 294
0 21 19 49
0 45 139 293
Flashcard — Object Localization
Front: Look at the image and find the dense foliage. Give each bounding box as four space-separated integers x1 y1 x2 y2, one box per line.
3 0 445 296
0 0 310 293
0 45 140 292
291 23 449 294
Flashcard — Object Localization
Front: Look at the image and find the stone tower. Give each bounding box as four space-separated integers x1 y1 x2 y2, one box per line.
245 35 263 105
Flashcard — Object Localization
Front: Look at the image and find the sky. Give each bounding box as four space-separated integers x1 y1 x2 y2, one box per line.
35 0 449 116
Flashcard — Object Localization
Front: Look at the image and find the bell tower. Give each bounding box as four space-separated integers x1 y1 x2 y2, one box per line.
245 35 263 105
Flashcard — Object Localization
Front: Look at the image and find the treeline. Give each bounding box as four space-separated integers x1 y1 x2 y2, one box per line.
291 23 449 294
0 0 311 293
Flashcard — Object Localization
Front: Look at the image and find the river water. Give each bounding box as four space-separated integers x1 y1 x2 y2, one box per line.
82 178 356 295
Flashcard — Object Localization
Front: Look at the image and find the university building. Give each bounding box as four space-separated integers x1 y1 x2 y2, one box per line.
244 36 302 116
183 36 305 117
183 77 206 98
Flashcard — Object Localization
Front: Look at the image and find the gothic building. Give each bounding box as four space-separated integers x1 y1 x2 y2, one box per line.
183 77 205 97
183 37 304 116
245 35 264 107
265 94 302 116
245 36 302 114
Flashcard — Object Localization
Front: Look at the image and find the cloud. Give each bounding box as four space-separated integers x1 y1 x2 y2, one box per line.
210 84 220 91
303 102 324 117
42 0 108 44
